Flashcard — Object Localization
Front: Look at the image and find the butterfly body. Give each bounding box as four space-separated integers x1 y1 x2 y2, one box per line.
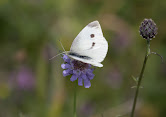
67 21 108 67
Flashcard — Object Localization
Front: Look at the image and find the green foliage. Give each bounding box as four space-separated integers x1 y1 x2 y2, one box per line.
0 0 166 117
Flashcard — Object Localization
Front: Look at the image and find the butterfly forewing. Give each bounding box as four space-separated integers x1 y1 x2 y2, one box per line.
68 21 108 67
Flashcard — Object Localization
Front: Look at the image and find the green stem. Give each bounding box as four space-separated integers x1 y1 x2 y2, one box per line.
130 40 150 117
73 82 77 117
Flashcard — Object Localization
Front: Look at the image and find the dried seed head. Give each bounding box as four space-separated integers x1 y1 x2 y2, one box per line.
139 19 158 40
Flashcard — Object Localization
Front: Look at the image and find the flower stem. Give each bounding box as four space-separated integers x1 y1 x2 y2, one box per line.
73 82 77 117
130 40 150 117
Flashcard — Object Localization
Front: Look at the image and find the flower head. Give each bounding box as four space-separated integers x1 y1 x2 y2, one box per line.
139 19 158 40
61 55 94 88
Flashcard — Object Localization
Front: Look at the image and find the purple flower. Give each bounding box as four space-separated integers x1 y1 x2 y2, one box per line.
61 55 95 88
9 66 35 90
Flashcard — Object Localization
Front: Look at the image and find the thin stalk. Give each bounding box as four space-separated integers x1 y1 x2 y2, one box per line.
130 40 150 117
73 82 77 117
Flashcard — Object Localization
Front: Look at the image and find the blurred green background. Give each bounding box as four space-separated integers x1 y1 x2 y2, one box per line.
0 0 166 117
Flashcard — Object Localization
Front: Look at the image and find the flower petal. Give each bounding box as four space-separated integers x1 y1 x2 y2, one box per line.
70 75 77 82
81 73 87 80
73 70 81 76
84 79 91 88
61 64 66 69
78 77 83 86
61 63 71 69
88 64 92 68
63 69 71 77
87 68 94 73
86 71 95 80
62 55 70 63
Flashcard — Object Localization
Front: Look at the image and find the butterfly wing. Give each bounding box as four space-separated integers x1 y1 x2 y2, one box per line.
68 21 108 67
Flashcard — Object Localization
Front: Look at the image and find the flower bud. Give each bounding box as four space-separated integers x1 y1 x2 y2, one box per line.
139 19 158 40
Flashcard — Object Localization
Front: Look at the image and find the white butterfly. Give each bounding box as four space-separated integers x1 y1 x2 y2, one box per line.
66 21 108 67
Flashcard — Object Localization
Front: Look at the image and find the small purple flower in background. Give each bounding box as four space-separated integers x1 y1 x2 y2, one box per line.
9 66 35 90
61 55 94 88
79 101 95 117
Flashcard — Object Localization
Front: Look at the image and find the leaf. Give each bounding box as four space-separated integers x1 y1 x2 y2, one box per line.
132 76 139 82
131 86 144 89
131 86 137 88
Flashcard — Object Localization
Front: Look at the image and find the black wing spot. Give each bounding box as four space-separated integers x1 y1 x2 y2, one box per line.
92 42 95 47
90 34 95 38
89 42 95 49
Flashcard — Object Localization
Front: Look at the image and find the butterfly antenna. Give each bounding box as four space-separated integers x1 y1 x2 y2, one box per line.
49 39 69 60
49 52 65 60
58 39 67 54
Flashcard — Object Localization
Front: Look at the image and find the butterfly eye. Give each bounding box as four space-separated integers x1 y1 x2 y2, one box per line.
90 34 95 38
